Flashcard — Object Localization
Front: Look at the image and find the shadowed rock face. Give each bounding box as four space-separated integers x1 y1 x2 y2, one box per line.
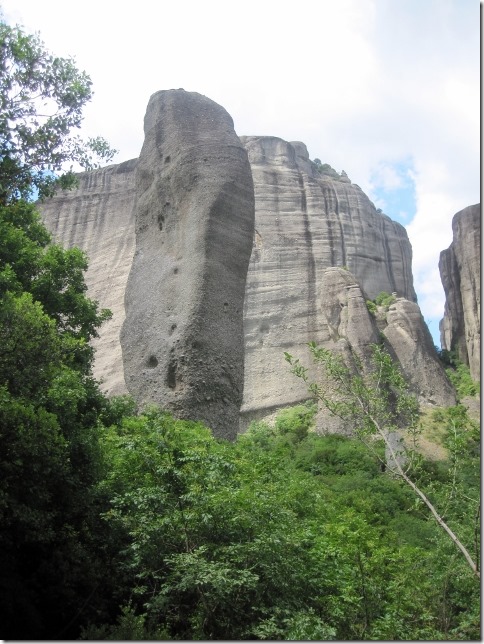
120 90 255 439
439 204 481 381
239 136 417 426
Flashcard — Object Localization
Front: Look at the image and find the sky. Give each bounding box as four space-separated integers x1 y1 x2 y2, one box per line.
2 0 480 346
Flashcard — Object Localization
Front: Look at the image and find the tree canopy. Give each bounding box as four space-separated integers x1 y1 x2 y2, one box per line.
0 17 116 204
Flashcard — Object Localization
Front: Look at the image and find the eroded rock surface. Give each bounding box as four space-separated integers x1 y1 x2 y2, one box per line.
240 136 417 427
120 90 255 439
383 298 455 407
312 268 454 433
38 159 137 395
439 204 481 381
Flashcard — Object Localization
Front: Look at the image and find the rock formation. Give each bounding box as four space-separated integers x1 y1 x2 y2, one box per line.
377 298 455 407
239 136 417 428
439 204 481 381
38 91 456 438
311 268 454 433
120 90 255 440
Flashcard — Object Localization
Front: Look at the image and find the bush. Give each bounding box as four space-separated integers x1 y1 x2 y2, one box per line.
445 363 480 399
274 402 317 442
366 291 396 316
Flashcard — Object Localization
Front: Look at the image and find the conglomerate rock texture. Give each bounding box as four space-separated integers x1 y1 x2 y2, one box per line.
308 268 454 433
120 90 255 440
439 204 481 381
38 91 454 437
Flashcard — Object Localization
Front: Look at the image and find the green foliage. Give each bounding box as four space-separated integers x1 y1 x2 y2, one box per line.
446 362 480 399
0 199 117 637
285 342 480 580
274 401 317 442
374 291 396 307
81 403 480 640
286 342 420 446
312 158 342 180
366 298 377 315
0 18 116 203
366 290 396 316
435 348 479 399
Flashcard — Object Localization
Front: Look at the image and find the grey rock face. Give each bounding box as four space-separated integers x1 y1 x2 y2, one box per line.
314 268 381 434
38 159 138 395
383 298 456 406
240 136 417 427
120 90 255 439
313 268 454 432
439 204 481 381
320 267 380 358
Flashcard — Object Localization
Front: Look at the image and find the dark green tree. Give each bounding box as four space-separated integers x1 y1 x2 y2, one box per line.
0 199 118 637
0 15 118 632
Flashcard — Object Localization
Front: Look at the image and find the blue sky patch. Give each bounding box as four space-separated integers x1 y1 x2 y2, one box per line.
369 158 417 226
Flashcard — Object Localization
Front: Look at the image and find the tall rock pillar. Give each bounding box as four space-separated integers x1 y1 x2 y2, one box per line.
439 204 480 381
121 90 255 439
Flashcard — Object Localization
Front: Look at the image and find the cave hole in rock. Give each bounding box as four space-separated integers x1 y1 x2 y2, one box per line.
147 355 158 368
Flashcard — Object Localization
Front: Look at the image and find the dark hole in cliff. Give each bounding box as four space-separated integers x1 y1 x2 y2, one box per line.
157 213 164 230
166 357 177 389
174 267 178 274
164 155 171 164
147 355 158 368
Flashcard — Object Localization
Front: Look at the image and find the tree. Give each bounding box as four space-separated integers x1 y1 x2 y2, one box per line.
0 16 121 637
0 17 117 204
285 342 480 579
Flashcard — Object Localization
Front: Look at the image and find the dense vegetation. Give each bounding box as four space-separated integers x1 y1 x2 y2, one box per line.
438 349 480 400
0 14 480 640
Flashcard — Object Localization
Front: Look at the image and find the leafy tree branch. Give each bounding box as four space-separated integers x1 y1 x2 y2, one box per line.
285 342 480 578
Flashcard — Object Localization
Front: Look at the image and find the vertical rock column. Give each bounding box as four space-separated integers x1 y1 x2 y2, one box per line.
121 90 255 439
439 204 481 381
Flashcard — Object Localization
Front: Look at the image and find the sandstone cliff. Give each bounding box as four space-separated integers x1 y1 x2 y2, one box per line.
39 159 137 395
439 204 480 381
239 136 418 427
38 91 455 437
308 268 455 433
